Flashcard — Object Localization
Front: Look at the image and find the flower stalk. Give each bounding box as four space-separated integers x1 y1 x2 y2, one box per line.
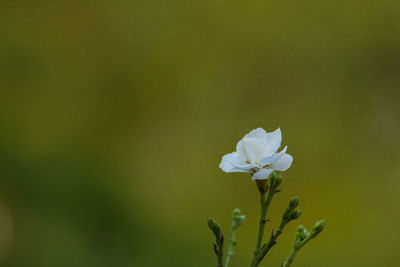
282 220 326 267
250 180 302 267
250 171 281 266
224 209 246 267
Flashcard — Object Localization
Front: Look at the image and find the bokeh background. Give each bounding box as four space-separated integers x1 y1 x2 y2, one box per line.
1 1 400 266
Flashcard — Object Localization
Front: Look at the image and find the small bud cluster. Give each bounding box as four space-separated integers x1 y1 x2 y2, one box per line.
232 209 246 230
208 217 222 239
294 220 326 249
295 225 307 241
310 220 326 239
207 217 224 265
282 197 302 222
281 220 326 267
207 209 246 267
269 171 282 192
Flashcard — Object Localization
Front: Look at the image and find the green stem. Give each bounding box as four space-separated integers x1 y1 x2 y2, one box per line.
282 220 326 267
282 247 298 267
282 238 307 267
217 244 223 267
257 220 286 263
224 221 238 267
251 206 299 266
216 236 224 267
218 258 223 267
207 217 224 267
249 188 274 267
255 191 267 250
224 208 245 267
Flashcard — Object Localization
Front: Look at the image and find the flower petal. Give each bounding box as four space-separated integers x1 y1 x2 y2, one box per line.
219 152 255 173
243 128 268 140
242 138 261 163
259 146 287 166
252 169 273 180
271 153 293 171
236 129 266 160
236 129 267 158
264 128 282 155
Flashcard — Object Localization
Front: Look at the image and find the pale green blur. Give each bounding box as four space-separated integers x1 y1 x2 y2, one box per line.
0 0 400 266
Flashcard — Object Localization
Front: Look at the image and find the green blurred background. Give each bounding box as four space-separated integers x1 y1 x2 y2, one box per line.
1 0 400 266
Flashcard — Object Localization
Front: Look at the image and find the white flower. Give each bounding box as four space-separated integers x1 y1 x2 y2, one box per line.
219 128 293 180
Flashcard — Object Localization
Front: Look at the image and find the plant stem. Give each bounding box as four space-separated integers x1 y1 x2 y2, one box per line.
255 191 266 250
257 220 285 262
216 235 224 267
282 220 326 267
224 220 238 267
208 217 224 267
282 237 307 267
224 209 245 267
218 257 223 267
251 202 300 266
282 247 298 267
249 188 274 267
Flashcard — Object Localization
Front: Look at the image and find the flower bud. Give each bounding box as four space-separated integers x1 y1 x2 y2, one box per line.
296 225 305 235
232 208 246 228
269 171 282 190
283 197 301 221
289 196 300 209
232 208 241 217
310 220 326 238
208 217 222 238
288 209 302 221
296 224 307 240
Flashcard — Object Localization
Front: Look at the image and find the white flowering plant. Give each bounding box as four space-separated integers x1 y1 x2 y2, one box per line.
208 128 325 267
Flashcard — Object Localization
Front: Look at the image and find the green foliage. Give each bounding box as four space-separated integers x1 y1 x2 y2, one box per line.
210 172 325 267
